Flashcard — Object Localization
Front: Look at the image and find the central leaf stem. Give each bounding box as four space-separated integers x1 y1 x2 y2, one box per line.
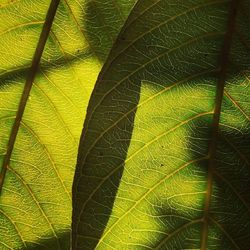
0 0 61 194
201 0 240 249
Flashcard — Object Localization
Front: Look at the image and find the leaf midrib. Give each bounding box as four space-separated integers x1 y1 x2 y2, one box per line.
201 0 240 249
0 0 61 193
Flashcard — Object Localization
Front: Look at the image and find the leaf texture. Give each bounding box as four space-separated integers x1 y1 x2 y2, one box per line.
0 0 136 249
73 0 250 249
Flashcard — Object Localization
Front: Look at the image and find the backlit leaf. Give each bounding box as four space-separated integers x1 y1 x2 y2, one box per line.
73 0 250 249
0 0 136 249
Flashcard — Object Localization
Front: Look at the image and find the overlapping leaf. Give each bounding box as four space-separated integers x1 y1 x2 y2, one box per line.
0 0 136 249
73 0 250 249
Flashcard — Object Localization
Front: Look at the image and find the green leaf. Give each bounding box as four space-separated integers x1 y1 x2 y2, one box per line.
73 0 250 249
0 0 136 249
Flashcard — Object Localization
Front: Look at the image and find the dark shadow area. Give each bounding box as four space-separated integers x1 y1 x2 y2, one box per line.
82 0 136 63
208 126 250 249
25 231 70 250
71 63 142 249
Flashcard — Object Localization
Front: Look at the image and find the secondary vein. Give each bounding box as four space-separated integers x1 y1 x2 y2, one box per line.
201 0 240 249
0 0 61 193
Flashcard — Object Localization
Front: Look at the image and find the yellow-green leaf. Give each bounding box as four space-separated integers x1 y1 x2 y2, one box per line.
73 0 250 249
0 0 136 249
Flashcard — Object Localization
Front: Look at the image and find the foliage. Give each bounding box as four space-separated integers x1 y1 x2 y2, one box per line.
0 0 249 249
0 0 135 249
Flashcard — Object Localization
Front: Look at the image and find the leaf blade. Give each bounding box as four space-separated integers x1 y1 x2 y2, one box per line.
73 0 250 249
0 0 136 249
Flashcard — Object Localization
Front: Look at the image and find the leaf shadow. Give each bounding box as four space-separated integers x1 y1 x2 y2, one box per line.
71 75 142 249
207 126 250 249
81 0 133 63
0 49 92 87
25 231 70 250
72 1 141 249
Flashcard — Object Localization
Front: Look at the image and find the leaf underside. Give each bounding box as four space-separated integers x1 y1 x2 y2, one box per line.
0 0 136 249
73 0 250 249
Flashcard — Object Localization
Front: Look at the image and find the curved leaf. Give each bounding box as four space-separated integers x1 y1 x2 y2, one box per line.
73 0 250 249
0 0 136 249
